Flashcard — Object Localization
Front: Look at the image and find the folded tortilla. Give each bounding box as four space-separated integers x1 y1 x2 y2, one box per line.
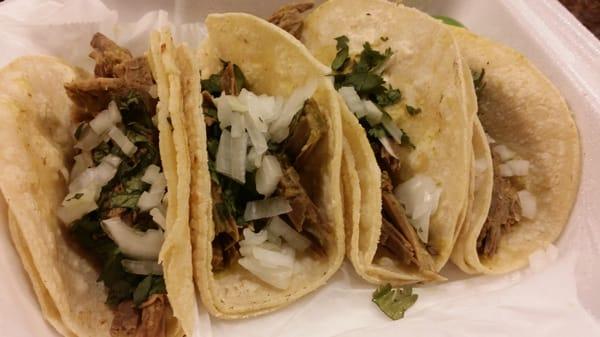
181 13 345 318
298 0 474 284
0 30 196 337
450 27 581 274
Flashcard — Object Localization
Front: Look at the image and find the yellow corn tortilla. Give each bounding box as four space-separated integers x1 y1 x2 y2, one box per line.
185 13 345 319
0 30 196 337
301 0 474 284
450 27 581 274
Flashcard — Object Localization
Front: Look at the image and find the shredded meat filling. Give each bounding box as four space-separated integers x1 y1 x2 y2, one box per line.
211 183 241 271
90 32 133 78
268 2 315 39
135 295 169 337
111 301 139 337
283 98 324 167
477 153 522 257
379 171 436 271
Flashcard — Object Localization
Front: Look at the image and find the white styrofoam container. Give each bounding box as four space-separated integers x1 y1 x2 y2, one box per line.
0 0 598 336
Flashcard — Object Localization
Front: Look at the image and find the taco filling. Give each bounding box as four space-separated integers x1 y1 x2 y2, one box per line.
468 70 538 258
60 33 170 337
331 36 439 272
201 61 330 289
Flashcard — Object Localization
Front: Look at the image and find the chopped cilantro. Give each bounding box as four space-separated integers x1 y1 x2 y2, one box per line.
372 284 418 320
375 88 401 107
433 15 465 28
401 131 415 149
406 105 421 116
201 74 223 96
331 36 350 71
74 123 86 140
66 193 84 201
368 125 387 139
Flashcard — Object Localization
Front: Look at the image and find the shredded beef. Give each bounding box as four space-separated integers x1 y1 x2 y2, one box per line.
379 171 436 271
90 32 133 78
114 57 155 89
110 301 139 337
477 153 522 257
372 140 403 186
220 62 240 96
277 164 321 233
283 98 324 167
268 3 315 39
136 294 169 337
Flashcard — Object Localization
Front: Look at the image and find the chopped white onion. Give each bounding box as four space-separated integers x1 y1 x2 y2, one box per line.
493 144 515 161
394 175 442 243
90 101 121 134
506 159 530 176
225 95 248 112
270 80 317 143
149 208 166 230
245 113 268 155
70 151 94 180
230 111 246 138
498 163 514 177
379 136 399 159
255 155 283 196
243 197 292 221
57 189 98 224
363 100 383 125
121 259 163 275
215 130 247 183
138 191 164 212
246 146 262 171
69 155 121 193
244 90 272 130
75 127 104 151
338 86 365 118
142 164 161 184
101 217 164 260
238 256 293 289
381 115 404 145
267 216 311 252
518 190 537 220
240 227 268 246
215 94 233 128
108 126 137 156
251 245 295 267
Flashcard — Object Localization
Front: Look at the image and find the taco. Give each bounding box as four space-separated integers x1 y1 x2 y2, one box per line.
279 0 475 284
180 13 344 318
449 26 581 274
0 31 196 337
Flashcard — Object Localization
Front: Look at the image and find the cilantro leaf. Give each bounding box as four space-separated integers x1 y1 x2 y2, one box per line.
406 105 422 116
201 74 223 96
375 88 401 107
133 275 153 306
342 71 384 95
434 15 465 28
331 36 350 71
401 131 416 149
368 125 387 139
372 284 418 320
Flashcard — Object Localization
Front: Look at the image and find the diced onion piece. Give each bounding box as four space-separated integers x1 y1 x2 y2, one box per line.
245 113 268 154
108 126 137 156
338 86 365 118
69 156 121 193
255 155 283 196
239 228 268 246
381 115 404 145
70 151 94 180
230 111 246 138
90 101 121 134
149 174 167 194
149 208 166 230
75 127 104 151
57 189 98 224
498 163 514 177
518 190 537 220
215 94 233 128
267 230 282 246
251 245 295 267
394 175 442 243
506 159 530 176
270 80 317 143
243 197 292 221
238 256 293 289
101 217 164 260
142 164 161 184
363 100 383 125
102 154 122 168
244 90 273 130
215 130 247 183
246 146 262 171
225 95 248 112
379 137 399 159
267 216 311 252
493 144 515 161
138 191 164 212
122 259 163 275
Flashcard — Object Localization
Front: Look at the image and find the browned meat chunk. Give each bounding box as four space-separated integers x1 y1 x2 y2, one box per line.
269 3 315 39
210 183 242 270
372 140 403 186
220 62 241 96
284 98 324 167
277 164 321 233
477 153 522 257
136 294 169 337
90 32 133 78
379 172 436 271
114 57 155 89
110 301 139 337
65 78 155 115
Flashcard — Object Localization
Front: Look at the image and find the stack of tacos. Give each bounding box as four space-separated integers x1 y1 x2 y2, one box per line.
0 0 581 335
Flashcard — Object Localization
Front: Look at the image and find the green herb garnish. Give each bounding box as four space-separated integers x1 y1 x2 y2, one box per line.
372 284 418 320
433 15 465 28
406 105 421 116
